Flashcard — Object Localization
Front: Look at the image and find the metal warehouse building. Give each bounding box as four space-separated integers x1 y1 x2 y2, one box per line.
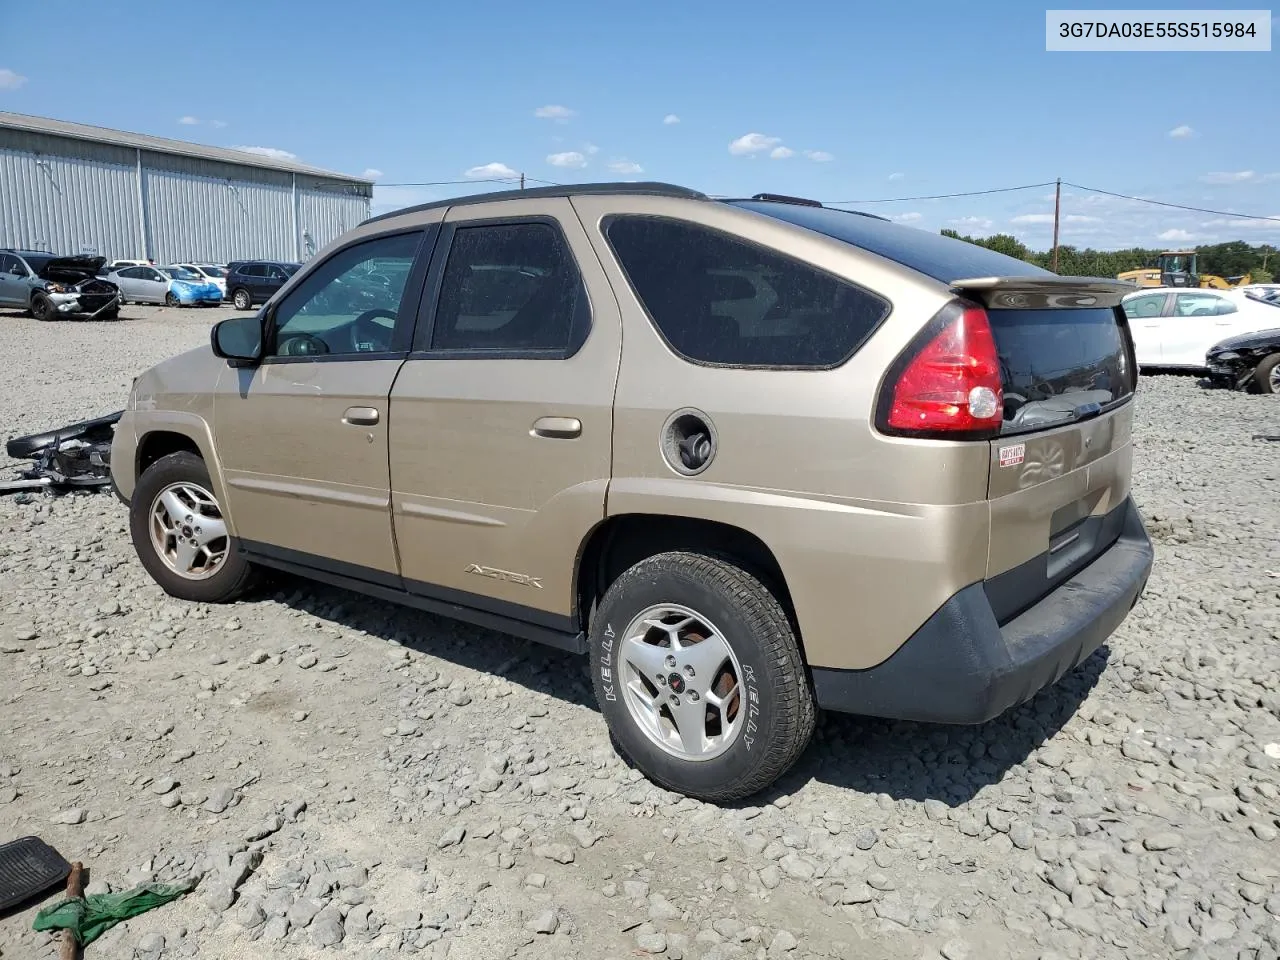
0 111 373 265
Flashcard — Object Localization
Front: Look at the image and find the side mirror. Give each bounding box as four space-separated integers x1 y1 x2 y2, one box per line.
211 313 265 367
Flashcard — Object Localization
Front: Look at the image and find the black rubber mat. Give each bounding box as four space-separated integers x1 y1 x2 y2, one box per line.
0 837 70 912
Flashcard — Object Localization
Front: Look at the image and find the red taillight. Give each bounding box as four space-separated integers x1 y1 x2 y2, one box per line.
884 305 1004 437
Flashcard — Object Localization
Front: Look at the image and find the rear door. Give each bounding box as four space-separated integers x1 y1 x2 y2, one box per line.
387 198 620 623
1120 291 1171 365
1163 291 1236 365
983 301 1138 616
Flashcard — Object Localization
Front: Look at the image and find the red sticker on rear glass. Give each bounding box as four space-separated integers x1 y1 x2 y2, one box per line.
999 443 1026 468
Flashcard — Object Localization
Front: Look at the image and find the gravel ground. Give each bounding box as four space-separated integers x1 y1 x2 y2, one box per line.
1 307 1279 960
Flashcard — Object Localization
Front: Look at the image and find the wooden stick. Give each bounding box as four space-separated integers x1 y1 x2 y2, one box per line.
59 861 84 960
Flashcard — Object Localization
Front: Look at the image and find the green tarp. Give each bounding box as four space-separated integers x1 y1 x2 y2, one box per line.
32 883 190 946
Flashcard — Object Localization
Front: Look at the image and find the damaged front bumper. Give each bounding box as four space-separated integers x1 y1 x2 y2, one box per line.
2 411 123 495
46 290 122 318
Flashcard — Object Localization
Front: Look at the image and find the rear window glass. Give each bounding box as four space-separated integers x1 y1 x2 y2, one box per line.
991 308 1134 433
604 215 891 368
726 200 1051 284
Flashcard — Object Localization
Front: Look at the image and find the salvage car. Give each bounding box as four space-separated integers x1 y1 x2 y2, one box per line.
1205 326 1280 393
109 265 222 307
110 182 1154 803
1121 286 1280 369
0 251 121 321
174 263 229 300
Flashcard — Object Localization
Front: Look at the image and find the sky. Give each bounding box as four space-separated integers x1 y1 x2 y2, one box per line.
2 0 1277 251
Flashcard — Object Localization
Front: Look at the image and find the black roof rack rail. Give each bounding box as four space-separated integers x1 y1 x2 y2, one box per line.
749 192 823 207
362 181 707 225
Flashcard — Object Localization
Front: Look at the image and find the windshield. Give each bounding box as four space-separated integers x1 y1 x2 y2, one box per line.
284 264 302 276
165 266 201 280
1246 291 1280 307
200 265 227 277
21 255 54 275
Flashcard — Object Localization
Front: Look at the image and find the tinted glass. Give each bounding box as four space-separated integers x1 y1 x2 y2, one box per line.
727 200 1051 284
241 264 266 278
1122 294 1167 319
990 308 1134 432
23 255 53 275
0 255 15 273
268 232 421 358
1173 292 1234 317
430 222 587 354
605 216 890 368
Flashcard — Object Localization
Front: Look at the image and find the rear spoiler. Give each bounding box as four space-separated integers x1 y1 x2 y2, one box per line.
950 275 1135 310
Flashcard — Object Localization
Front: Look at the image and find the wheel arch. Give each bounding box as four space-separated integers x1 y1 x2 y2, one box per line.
575 513 798 646
133 418 238 536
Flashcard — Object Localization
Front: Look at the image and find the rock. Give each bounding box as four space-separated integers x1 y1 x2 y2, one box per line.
52 808 86 825
15 625 37 641
245 815 284 842
873 896 911 926
202 880 236 912
448 689 472 707
1100 873 1140 898
284 799 307 821
151 776 178 795
237 900 267 928
397 719 418 736
986 810 1012 833
0 787 16 804
296 653 317 669
649 895 680 921
531 910 559 934
137 932 165 954
771 929 799 951
1143 831 1181 851
261 916 290 941
841 883 874 904
475 768 502 793
1047 865 1078 894
437 826 466 849
853 827 878 850
203 787 236 814
288 897 323 929
535 843 575 864
940 938 971 960
759 865 781 889
1062 907 1100 936
636 931 667 953
867 873 895 891
311 911 345 947
779 853 815 881
1009 822 1034 849
923 799 949 821
248 648 268 663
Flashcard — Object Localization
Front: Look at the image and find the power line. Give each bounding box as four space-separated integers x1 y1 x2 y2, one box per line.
1063 181 1280 223
822 181 1057 204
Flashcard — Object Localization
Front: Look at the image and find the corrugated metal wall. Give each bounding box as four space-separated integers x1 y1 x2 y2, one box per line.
0 128 370 264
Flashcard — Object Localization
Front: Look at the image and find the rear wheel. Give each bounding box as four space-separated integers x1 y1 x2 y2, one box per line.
1253 354 1280 395
129 451 258 603
232 288 252 311
589 551 815 803
30 295 54 322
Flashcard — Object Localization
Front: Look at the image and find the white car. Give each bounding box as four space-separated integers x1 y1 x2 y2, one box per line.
173 263 228 299
1121 287 1280 368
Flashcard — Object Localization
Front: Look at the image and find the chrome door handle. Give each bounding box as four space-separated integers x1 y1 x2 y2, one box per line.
531 416 581 439
343 406 380 426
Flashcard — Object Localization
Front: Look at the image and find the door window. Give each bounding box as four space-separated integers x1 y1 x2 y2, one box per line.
0 255 16 274
1121 294 1167 319
1173 293 1235 317
428 222 589 356
266 232 421 359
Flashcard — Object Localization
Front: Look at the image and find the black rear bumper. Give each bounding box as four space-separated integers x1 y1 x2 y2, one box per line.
811 496 1153 724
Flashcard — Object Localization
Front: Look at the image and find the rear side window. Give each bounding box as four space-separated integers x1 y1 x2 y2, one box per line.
429 221 589 356
1173 292 1234 317
991 308 1135 432
604 216 890 368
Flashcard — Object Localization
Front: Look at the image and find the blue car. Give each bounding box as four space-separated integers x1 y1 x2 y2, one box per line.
108 264 224 307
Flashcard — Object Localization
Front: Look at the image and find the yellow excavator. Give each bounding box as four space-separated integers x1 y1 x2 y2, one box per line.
1117 251 1252 289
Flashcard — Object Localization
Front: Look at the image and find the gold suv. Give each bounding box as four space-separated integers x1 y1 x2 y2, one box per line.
111 183 1155 802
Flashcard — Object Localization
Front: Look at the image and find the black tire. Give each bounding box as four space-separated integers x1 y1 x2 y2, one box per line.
1253 353 1280 395
30 294 54 322
129 451 258 603
232 288 252 311
165 292 179 307
589 551 815 803
99 308 120 322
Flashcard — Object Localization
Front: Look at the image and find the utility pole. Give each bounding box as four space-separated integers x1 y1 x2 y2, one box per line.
519 172 525 191
1051 177 1061 273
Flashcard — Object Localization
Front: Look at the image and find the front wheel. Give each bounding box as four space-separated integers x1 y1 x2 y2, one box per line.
31 295 54 321
232 288 252 311
589 552 815 803
129 451 258 603
1253 354 1280 395
165 292 179 307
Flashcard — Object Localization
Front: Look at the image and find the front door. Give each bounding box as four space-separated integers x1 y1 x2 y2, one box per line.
213 228 429 578
0 255 25 307
1121 292 1170 365
388 199 621 620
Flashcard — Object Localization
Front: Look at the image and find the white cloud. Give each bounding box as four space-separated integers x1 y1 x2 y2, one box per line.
547 151 587 169
892 212 923 223
0 68 27 91
231 146 298 161
1010 213 1100 225
608 160 644 174
663 114 681 125
534 104 576 123
1168 124 1195 139
584 142 599 155
178 116 199 125
804 150 833 162
1158 228 1194 242
888 172 905 181
210 120 227 129
949 216 993 231
1201 170 1256 184
770 146 794 159
362 168 383 179
1201 215 1280 231
465 162 519 179
729 133 782 156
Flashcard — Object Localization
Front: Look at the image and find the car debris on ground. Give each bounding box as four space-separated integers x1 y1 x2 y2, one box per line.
1 411 121 495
